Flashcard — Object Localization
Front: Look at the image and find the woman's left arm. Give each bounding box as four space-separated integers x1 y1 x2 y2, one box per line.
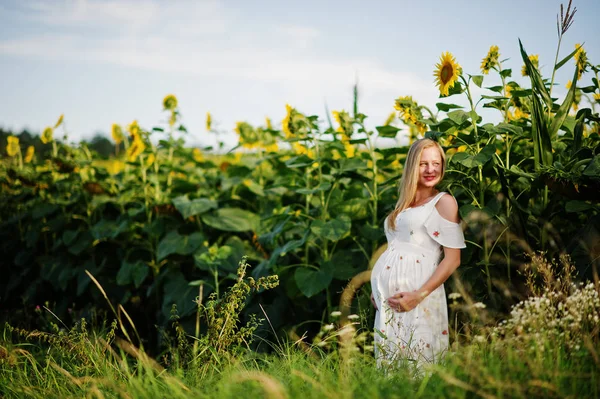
388 195 462 312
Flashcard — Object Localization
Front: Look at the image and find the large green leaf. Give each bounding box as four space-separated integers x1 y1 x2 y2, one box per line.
296 182 331 195
472 144 497 166
565 201 595 213
68 232 93 255
335 158 368 174
331 198 369 220
375 125 400 138
172 195 217 218
116 260 149 288
157 231 204 261
162 271 197 317
201 208 260 232
472 75 484 88
294 262 333 298
435 103 463 112
447 110 470 126
310 215 351 241
91 219 128 241
583 155 600 178
330 251 365 280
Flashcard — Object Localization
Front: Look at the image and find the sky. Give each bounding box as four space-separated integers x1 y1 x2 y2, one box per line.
1 0 599 150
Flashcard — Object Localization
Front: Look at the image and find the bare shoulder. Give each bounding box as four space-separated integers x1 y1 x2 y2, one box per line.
435 193 460 223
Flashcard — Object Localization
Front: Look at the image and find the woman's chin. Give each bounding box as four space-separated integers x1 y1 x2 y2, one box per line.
419 179 439 188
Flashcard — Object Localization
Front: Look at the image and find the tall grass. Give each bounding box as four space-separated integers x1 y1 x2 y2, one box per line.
1 254 598 399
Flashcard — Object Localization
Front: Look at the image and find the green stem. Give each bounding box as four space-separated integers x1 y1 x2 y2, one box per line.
463 75 491 294
548 35 563 99
363 122 379 255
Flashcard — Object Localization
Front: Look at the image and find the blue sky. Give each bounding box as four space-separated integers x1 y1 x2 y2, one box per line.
1 0 599 149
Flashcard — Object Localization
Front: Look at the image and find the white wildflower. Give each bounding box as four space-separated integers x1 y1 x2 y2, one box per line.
448 292 462 300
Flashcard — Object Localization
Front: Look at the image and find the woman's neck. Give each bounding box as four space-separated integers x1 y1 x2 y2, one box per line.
412 188 439 206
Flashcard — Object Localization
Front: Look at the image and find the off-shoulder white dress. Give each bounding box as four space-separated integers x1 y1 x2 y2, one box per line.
371 192 466 367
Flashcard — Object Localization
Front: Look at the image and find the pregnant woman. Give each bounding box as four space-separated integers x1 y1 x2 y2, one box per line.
370 138 466 368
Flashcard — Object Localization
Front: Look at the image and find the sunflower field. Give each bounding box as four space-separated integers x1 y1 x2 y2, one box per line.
1 2 600 398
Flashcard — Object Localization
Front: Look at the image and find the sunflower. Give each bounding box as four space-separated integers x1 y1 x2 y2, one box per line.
343 141 356 158
235 121 260 149
105 160 125 175
332 110 353 135
594 93 600 105
434 52 461 96
6 136 20 157
41 127 54 144
163 94 178 111
127 120 141 139
480 45 500 75
24 145 35 163
111 124 124 145
127 135 146 162
265 117 272 130
292 142 314 159
193 148 204 162
206 112 212 132
574 44 588 81
282 104 294 138
521 54 539 77
513 107 527 120
394 96 418 124
566 80 573 89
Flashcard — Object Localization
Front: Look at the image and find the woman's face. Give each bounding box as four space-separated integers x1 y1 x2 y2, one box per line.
417 147 443 188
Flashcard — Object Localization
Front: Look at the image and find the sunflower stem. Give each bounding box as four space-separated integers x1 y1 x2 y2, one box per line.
462 74 492 294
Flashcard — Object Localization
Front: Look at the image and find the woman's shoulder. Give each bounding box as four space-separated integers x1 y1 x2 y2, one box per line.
433 192 460 223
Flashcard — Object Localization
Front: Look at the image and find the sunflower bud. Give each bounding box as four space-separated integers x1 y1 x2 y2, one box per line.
24 146 35 163
6 136 20 157
163 94 178 111
41 127 54 144
111 124 124 145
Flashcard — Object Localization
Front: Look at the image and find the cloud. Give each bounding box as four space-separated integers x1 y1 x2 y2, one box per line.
0 0 444 147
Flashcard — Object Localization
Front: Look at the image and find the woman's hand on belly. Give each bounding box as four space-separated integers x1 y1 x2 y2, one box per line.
387 290 428 312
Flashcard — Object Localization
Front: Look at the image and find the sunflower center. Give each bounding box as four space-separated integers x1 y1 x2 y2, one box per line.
441 64 453 84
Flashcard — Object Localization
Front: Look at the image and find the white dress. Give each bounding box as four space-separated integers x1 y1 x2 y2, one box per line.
371 191 466 367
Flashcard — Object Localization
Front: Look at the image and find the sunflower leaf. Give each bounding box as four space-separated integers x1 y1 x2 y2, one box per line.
472 75 484 88
485 85 504 93
435 103 463 112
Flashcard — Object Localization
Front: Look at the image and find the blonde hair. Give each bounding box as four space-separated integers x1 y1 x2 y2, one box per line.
387 138 446 230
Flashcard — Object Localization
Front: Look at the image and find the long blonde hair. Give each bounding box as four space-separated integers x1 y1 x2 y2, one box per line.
387 138 446 230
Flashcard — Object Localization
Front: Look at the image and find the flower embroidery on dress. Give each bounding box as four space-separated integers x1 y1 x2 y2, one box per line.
442 330 448 335
416 259 420 263
399 256 403 260
386 265 391 270
410 230 414 235
433 231 440 237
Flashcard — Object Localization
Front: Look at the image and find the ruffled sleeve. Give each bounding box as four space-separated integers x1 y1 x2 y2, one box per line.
424 206 466 249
